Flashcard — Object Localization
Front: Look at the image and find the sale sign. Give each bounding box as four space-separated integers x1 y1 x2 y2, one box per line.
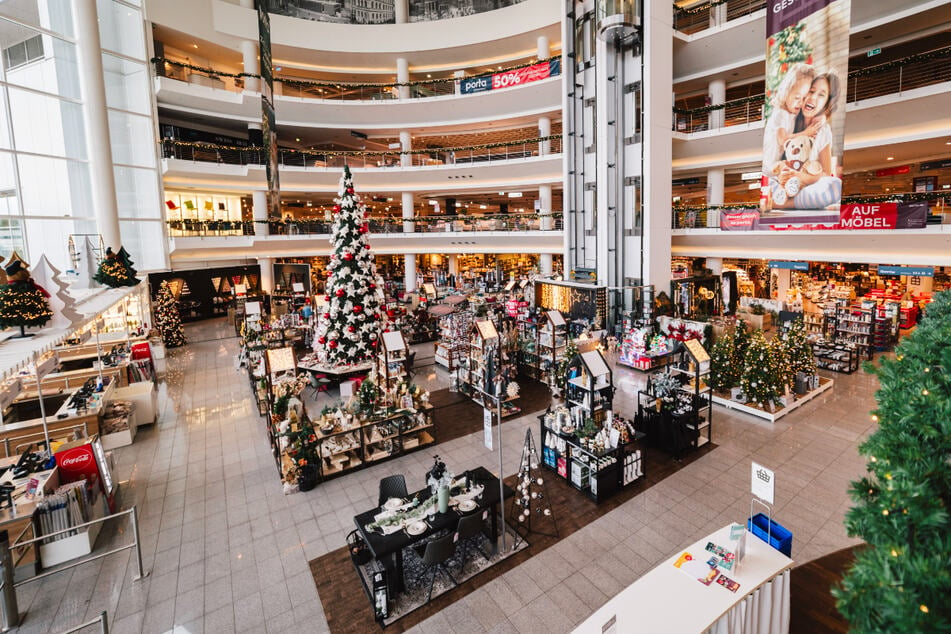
460 59 561 95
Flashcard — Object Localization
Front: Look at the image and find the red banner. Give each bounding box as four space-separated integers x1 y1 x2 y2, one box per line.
491 62 551 90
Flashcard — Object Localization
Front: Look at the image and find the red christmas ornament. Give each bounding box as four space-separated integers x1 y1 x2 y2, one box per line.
317 336 326 344
333 204 341 212
346 187 354 194
371 340 378 347
329 340 338 349
336 288 345 297
324 295 330 302
347 326 355 332
325 271 332 278
323 312 330 319
354 305 363 314
369 283 376 290
343 253 353 261
364 244 371 250
359 225 368 234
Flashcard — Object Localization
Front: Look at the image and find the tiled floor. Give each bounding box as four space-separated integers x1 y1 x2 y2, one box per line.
9 319 870 633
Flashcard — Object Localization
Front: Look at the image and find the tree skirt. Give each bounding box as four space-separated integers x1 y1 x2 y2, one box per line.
355 527 528 627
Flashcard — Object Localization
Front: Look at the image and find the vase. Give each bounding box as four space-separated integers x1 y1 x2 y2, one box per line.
438 485 450 514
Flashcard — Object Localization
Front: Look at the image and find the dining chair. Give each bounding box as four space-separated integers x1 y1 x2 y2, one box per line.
454 511 489 572
309 374 330 401
411 532 458 602
378 474 408 507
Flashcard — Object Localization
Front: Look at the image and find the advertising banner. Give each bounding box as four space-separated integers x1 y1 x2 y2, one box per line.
257 1 280 217
460 59 561 95
754 0 851 228
721 201 928 231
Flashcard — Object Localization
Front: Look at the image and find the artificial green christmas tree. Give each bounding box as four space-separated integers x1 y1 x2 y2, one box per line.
554 337 579 394
739 330 786 409
313 167 385 367
0 259 52 337
781 318 816 387
833 291 951 632
154 280 186 348
94 247 140 288
709 335 738 393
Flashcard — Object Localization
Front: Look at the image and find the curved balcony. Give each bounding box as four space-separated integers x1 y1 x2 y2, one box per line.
160 137 564 193
673 46 951 134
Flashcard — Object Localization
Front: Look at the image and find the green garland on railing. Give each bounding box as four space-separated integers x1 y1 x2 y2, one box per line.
152 56 557 90
674 0 735 16
253 212 565 224
161 135 561 157
673 94 764 115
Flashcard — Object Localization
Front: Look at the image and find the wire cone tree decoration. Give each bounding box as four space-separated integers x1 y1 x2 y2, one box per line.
510 429 558 547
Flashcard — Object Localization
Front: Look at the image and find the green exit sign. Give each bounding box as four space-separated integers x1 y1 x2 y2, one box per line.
867 48 882 57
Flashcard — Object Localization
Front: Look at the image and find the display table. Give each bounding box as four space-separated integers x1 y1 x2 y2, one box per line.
575 524 793 634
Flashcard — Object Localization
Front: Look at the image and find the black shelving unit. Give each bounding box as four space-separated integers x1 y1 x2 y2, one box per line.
811 340 859 374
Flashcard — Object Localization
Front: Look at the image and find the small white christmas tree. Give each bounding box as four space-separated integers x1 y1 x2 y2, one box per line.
72 237 100 290
313 167 385 366
31 255 81 329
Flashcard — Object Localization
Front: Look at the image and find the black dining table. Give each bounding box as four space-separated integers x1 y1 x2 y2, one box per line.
353 465 513 597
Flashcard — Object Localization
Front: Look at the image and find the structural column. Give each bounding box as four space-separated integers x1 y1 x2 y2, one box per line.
394 0 408 23
396 58 410 100
537 35 550 60
241 40 260 92
74 0 120 251
706 167 724 228
398 129 416 292
538 115 554 277
258 257 274 293
708 78 726 130
252 190 268 236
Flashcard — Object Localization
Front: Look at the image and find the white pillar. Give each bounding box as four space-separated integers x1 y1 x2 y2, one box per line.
396 58 410 100
710 2 727 28
404 254 417 293
453 69 465 95
74 0 120 251
538 116 551 154
537 35 550 59
539 182 553 275
448 254 458 276
394 0 409 23
258 257 274 293
252 190 268 236
706 167 724 228
706 257 723 275
708 78 726 130
241 40 260 92
399 130 412 168
402 192 414 232
643 0 674 292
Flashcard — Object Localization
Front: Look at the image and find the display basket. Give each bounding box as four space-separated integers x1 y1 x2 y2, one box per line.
747 512 792 557
347 529 372 565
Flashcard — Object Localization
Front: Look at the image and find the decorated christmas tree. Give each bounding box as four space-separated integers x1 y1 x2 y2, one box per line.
154 280 186 348
833 291 951 632
781 318 816 385
94 246 140 288
739 330 786 409
0 258 53 337
765 23 813 120
554 337 579 394
313 167 385 367
708 335 738 393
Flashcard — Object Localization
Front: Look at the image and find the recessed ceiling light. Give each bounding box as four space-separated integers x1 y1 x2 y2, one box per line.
295 137 300 142
426 74 431 78
192 44 199 49
886 156 894 160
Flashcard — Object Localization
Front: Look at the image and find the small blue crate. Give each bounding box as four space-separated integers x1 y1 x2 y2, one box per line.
747 513 792 557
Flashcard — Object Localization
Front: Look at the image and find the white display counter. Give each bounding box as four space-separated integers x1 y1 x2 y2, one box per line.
575 524 794 634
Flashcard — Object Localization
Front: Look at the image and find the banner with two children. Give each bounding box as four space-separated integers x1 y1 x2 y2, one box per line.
723 0 851 229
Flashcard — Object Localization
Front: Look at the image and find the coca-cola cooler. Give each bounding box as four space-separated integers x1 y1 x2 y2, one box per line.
55 436 117 512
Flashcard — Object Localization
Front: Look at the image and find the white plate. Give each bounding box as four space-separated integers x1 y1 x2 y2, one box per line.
457 499 477 512
406 521 428 536
383 498 404 510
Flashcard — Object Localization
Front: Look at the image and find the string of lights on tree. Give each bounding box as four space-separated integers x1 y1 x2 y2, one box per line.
0 258 52 337
151 56 555 89
833 290 951 630
154 280 186 348
93 247 140 288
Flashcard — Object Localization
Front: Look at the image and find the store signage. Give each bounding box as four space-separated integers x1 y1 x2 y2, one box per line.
719 210 760 230
874 165 911 177
768 261 809 271
751 462 775 505
672 177 701 186
460 59 561 95
878 265 934 277
920 158 951 171
839 202 928 230
483 409 493 450
867 47 881 57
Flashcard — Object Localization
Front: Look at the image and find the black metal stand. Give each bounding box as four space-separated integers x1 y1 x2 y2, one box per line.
510 428 558 548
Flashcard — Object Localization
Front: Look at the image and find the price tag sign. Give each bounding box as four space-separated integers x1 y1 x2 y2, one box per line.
483 409 493 450
751 462 775 505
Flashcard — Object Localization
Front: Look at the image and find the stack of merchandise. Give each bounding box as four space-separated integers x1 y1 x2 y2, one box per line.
101 401 134 435
36 481 96 543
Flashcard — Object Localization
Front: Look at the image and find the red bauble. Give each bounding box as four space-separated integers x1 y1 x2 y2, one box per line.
369 283 376 290
354 305 363 314
359 225 368 234
329 340 338 349
347 326 355 332
343 253 353 261
370 340 378 347
336 288 345 297
364 244 371 250
317 336 326 344
333 205 341 212
325 271 332 278
346 187 354 194
323 312 330 319
324 295 330 302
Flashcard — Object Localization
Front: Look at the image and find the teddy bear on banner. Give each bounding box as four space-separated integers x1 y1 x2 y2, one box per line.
771 134 822 205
